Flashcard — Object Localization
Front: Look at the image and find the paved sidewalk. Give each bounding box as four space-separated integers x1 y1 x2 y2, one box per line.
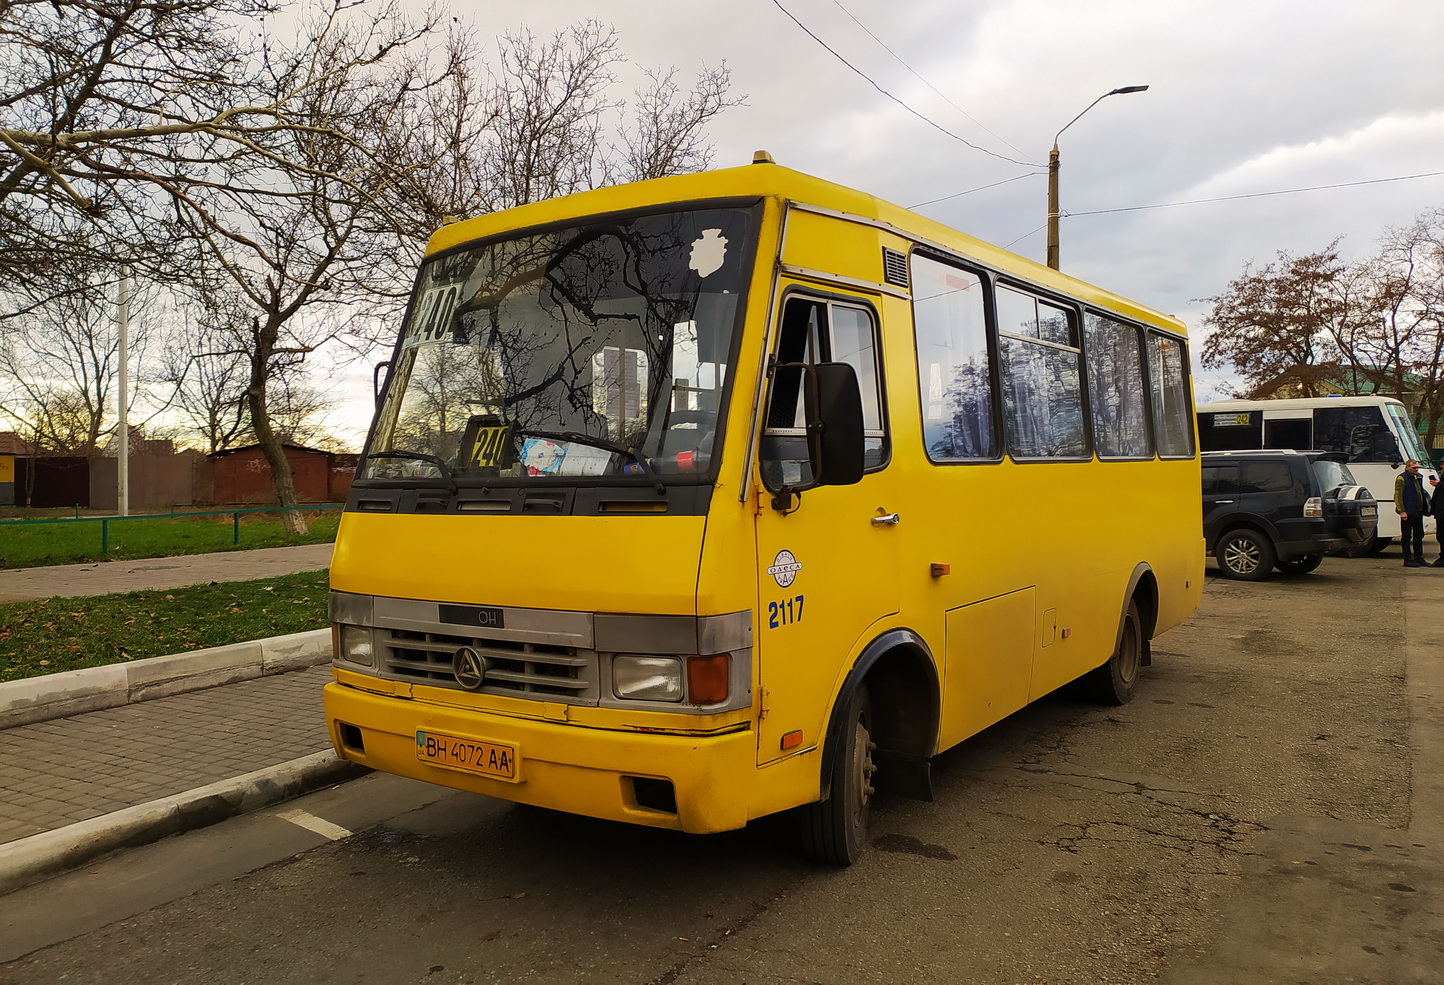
0 665 335 845
0 543 335 602
0 543 352 892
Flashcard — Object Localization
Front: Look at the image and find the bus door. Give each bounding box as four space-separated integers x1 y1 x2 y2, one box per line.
752 286 900 766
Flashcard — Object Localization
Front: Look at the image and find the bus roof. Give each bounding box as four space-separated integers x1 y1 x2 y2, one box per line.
425 157 1184 335
1198 396 1408 411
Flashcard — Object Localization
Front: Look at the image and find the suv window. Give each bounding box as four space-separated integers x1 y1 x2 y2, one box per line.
1201 464 1238 494
1239 461 1292 494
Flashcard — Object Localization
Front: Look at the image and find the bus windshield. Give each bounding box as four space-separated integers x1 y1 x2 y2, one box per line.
1387 403 1431 463
364 206 755 483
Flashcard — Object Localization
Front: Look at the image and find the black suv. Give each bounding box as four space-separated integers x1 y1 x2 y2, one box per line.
1202 450 1378 580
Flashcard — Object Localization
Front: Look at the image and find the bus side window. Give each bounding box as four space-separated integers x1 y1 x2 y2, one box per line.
760 295 887 491
1263 418 1311 450
1315 405 1397 463
1147 333 1195 458
997 286 1087 459
911 255 997 461
1083 311 1151 459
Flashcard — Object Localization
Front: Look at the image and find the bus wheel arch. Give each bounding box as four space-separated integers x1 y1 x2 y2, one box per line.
800 630 939 865
1086 566 1158 704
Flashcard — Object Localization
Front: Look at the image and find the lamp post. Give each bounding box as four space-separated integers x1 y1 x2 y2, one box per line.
1046 85 1148 270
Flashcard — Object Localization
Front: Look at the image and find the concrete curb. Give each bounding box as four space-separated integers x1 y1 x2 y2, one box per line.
0 750 370 895
0 629 331 729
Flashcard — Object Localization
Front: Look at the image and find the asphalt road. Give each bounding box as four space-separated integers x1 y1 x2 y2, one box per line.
3 553 1443 984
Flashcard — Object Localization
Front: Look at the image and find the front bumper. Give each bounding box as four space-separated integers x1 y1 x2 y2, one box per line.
324 681 756 834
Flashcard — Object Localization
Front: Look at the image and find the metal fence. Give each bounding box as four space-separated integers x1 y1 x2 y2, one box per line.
0 505 342 554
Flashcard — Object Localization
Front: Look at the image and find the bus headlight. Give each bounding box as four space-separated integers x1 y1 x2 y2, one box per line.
613 655 683 701
337 625 375 667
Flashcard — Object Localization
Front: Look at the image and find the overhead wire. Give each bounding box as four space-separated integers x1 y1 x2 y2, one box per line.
1067 169 1444 217
998 169 1444 248
909 171 1045 209
825 0 1036 163
768 0 1039 169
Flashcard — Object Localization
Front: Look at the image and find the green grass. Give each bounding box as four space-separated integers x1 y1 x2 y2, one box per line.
0 511 340 569
0 571 330 683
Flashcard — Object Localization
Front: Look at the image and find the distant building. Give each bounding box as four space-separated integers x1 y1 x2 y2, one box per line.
200 443 356 505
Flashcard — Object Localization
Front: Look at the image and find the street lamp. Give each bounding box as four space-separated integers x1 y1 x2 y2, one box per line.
1046 84 1148 270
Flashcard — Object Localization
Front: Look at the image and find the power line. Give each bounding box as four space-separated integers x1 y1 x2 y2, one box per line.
909 171 1044 208
768 0 1037 169
1068 169 1444 217
825 0 1038 164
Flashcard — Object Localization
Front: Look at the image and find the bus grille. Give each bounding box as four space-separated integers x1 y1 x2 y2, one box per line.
380 628 597 702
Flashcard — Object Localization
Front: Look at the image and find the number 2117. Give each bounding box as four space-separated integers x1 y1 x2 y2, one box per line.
768 595 804 629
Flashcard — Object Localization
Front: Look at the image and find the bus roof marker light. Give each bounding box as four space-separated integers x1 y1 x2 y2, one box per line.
753 150 775 164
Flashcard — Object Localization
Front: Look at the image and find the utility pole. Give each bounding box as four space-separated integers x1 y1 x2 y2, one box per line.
117 267 130 517
1046 85 1149 270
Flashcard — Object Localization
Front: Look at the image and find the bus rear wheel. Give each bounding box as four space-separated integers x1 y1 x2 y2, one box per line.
1086 600 1143 705
800 685 876 865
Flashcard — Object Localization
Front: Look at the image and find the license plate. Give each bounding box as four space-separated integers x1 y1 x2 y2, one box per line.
415 730 519 781
1362 506 1377 517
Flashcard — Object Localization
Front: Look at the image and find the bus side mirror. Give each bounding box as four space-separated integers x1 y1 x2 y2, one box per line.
805 361 865 487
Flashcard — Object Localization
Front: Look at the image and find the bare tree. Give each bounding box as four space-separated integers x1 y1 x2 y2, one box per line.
1199 244 1352 397
0 270 151 455
380 21 743 232
4 4 741 529
1351 212 1444 448
617 63 739 182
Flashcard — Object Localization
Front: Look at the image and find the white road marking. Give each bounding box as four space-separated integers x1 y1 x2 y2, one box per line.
276 808 354 841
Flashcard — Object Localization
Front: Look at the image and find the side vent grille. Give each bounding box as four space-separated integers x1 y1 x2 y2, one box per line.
882 247 910 289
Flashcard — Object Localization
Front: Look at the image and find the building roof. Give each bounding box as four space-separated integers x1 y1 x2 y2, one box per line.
207 442 335 459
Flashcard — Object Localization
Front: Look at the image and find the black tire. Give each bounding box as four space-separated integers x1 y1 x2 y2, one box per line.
799 685 876 866
1277 554 1323 575
1216 528 1276 580
1086 600 1143 705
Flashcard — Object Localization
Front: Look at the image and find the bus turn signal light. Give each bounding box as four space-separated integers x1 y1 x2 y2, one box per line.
781 730 804 750
686 655 730 705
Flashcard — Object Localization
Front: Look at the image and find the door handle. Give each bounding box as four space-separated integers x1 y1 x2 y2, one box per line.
871 513 901 526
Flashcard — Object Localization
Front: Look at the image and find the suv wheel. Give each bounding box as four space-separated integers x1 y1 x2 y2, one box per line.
1217 529 1276 580
1277 554 1323 575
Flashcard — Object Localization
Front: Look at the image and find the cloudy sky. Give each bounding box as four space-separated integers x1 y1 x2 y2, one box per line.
325 0 1444 437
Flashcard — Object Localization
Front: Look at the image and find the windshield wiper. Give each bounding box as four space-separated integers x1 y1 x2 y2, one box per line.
515 428 666 494
364 450 458 494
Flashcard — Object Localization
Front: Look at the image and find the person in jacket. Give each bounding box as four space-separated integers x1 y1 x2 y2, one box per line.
1394 459 1429 567
1431 473 1444 567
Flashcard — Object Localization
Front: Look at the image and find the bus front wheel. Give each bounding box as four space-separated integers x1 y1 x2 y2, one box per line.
1086 600 1143 705
800 685 876 866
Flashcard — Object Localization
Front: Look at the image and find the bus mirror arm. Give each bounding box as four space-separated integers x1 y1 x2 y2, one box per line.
373 361 392 407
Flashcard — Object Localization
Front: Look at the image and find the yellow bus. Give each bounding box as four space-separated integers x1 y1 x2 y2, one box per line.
324 155 1203 863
